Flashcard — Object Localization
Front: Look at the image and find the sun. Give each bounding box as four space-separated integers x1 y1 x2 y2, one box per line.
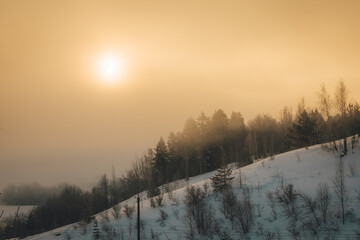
96 54 125 84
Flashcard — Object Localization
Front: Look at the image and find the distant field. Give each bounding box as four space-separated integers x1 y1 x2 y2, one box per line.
0 205 35 218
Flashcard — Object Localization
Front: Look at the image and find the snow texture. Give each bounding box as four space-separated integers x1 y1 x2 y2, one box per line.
25 140 360 240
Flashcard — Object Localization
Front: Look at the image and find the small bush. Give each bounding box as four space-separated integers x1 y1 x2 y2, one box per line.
221 189 237 229
235 186 255 235
92 220 101 240
123 204 135 219
316 182 331 224
111 204 122 220
159 209 168 221
150 198 156 208
238 169 246 189
255 203 264 217
203 182 210 196
76 221 88 235
155 194 164 207
156 209 168 227
102 223 117 239
266 191 277 220
147 187 161 198
184 186 216 236
164 183 174 200
123 204 135 236
172 208 179 220
274 183 298 220
99 212 109 222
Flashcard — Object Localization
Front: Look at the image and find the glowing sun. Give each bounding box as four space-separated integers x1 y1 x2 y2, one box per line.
96 54 126 84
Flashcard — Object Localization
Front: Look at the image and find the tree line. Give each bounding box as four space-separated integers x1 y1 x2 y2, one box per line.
1 80 359 238
0 183 66 205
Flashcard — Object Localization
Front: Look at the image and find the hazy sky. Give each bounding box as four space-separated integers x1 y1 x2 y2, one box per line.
1 0 360 190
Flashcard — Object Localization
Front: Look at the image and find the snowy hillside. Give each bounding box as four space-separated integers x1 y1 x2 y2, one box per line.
26 141 360 240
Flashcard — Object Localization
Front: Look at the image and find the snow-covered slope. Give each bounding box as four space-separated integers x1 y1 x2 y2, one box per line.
25 141 360 240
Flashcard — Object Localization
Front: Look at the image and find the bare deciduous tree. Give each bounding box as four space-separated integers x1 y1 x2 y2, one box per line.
332 156 348 224
155 194 164 207
318 83 339 152
335 80 349 155
221 189 237 229
123 204 135 235
156 209 168 227
184 186 215 236
318 82 331 120
275 183 298 220
235 186 255 235
298 193 320 228
238 169 246 189
266 191 277 220
316 182 331 224
111 204 122 220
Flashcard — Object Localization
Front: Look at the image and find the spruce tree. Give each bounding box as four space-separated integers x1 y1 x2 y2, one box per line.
92 220 100 240
289 110 316 147
154 137 169 184
210 155 234 192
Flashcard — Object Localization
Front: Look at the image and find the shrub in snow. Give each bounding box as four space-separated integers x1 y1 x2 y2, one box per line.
155 194 164 207
202 182 210 196
156 209 168 227
344 208 356 222
256 222 264 236
184 185 216 236
76 221 88 235
274 183 298 220
172 208 180 220
150 228 161 240
266 191 277 221
221 189 237 229
99 211 109 222
123 204 135 236
219 228 233 240
111 204 122 220
92 220 100 240
298 192 321 228
164 183 174 200
150 198 156 208
147 186 161 198
123 204 135 218
147 187 161 208
254 203 264 217
256 181 263 197
316 182 331 224
287 217 299 239
238 169 246 189
235 186 255 235
298 193 322 236
101 222 116 239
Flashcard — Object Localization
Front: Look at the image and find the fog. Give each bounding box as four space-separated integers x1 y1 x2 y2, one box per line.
1 0 360 191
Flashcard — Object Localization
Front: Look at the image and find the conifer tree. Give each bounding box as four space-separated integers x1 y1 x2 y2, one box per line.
153 137 169 184
92 220 100 240
210 150 234 192
288 110 316 147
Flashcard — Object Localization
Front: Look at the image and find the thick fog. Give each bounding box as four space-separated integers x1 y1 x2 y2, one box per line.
1 0 360 191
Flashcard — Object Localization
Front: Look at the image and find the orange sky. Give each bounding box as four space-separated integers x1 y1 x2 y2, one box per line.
1 0 360 190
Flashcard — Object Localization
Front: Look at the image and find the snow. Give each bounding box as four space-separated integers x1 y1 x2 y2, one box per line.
24 141 360 239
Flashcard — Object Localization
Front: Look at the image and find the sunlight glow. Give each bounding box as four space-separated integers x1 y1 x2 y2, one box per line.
96 54 126 85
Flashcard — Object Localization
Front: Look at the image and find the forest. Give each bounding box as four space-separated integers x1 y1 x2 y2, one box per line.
1 81 360 238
